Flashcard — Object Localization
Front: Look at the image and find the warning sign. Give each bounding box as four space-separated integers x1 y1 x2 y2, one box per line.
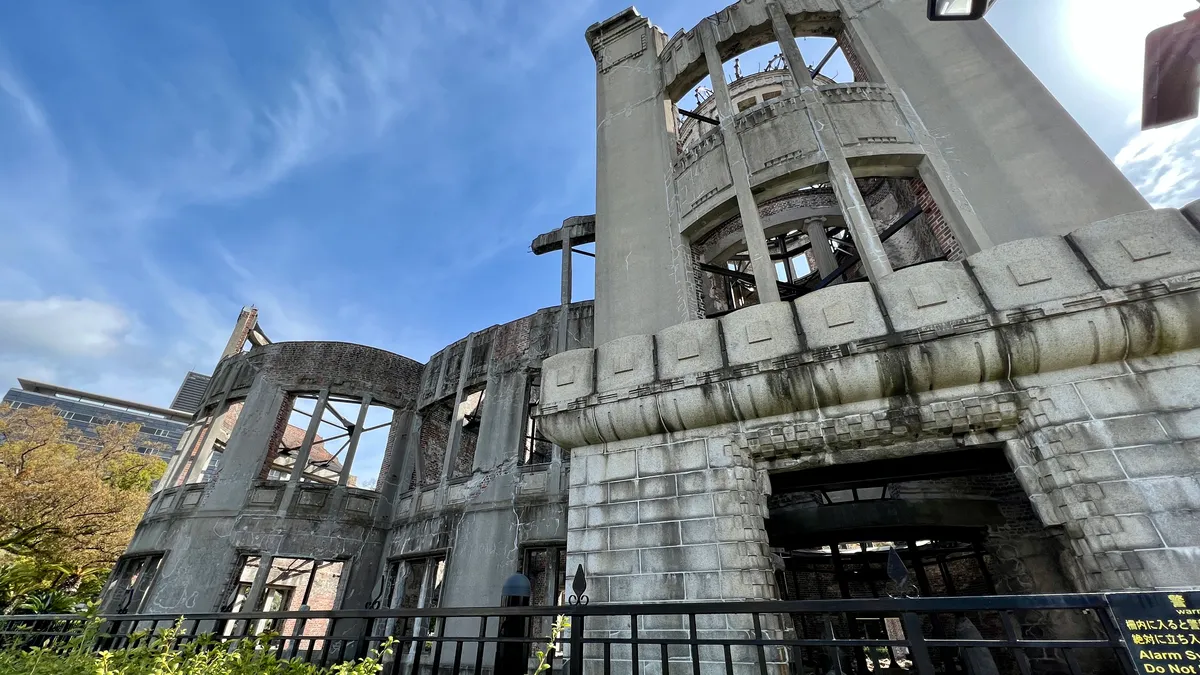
1110 592 1200 674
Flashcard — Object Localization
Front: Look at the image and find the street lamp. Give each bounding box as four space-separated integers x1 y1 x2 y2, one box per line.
927 0 998 21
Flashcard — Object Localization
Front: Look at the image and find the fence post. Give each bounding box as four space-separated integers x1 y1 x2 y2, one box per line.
497 573 532 675
568 565 588 675
901 612 935 675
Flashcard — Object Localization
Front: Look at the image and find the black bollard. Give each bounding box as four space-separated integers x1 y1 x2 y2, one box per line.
495 573 532 675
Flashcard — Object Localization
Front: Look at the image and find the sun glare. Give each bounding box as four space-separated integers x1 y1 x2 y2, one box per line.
1066 0 1197 99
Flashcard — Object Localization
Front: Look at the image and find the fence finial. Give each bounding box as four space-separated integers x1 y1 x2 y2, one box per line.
568 565 589 605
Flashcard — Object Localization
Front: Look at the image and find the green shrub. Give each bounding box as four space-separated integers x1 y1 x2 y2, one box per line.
0 618 396 675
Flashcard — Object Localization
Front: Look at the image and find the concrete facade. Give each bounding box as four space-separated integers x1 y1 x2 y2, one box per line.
107 1 1198 674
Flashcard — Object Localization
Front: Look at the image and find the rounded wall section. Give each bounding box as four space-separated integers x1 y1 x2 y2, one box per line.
246 342 424 410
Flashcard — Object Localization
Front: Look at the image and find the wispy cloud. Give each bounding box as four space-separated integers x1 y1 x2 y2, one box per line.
0 298 131 358
0 0 588 403
1115 118 1200 208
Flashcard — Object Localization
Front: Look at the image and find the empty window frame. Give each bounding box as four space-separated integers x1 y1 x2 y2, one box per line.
267 393 394 489
522 373 553 466
380 554 447 652
523 545 567 648
222 555 345 638
453 387 486 478
106 553 164 614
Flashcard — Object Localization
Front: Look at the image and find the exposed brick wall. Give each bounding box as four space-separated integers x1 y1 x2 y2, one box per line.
260 394 294 480
454 431 478 477
909 176 965 261
492 315 533 363
837 30 870 82
418 402 452 487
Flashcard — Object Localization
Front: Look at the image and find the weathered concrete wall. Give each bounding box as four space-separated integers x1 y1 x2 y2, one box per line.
589 9 698 343
840 0 1148 241
539 207 1200 594
568 437 776 602
122 304 592 620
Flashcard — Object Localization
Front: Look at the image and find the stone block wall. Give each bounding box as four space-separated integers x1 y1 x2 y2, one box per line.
1014 352 1200 590
568 437 776 604
569 435 786 674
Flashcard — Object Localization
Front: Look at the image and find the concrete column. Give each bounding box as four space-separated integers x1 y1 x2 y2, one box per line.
203 378 288 509
182 404 228 484
338 394 373 487
557 237 572 353
378 408 415 509
700 20 780 305
805 217 839 279
235 554 275 634
833 0 1145 244
439 335 475 500
159 421 203 491
279 388 329 513
590 8 697 343
766 2 893 283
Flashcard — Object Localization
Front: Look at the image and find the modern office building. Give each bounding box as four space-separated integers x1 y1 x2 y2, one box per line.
2 378 193 461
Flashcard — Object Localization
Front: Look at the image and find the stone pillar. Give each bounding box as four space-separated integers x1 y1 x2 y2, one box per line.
700 20 780 304
203 379 288 509
568 436 784 674
438 335 474 501
805 217 838 279
1014 355 1200 591
766 2 893 283
589 8 698 343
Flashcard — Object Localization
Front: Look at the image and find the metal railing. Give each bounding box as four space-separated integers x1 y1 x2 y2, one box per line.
0 586 1140 675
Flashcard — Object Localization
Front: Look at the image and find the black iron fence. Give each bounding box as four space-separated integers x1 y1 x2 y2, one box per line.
0 588 1146 675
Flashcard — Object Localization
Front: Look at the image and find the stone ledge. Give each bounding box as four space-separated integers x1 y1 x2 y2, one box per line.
538 208 1200 447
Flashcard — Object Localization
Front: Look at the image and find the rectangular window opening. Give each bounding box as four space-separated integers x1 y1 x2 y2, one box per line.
104 553 164 614
522 374 552 466
379 554 448 654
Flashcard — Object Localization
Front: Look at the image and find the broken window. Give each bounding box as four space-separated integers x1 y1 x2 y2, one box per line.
453 387 486 477
522 374 552 466
417 401 453 487
382 554 447 653
105 553 163 614
523 545 567 646
222 556 345 639
263 394 395 491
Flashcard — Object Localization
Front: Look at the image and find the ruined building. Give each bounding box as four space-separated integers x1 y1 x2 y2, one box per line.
107 0 1200 669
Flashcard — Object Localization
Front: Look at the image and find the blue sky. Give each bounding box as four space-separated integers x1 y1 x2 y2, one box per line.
0 0 1197 416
